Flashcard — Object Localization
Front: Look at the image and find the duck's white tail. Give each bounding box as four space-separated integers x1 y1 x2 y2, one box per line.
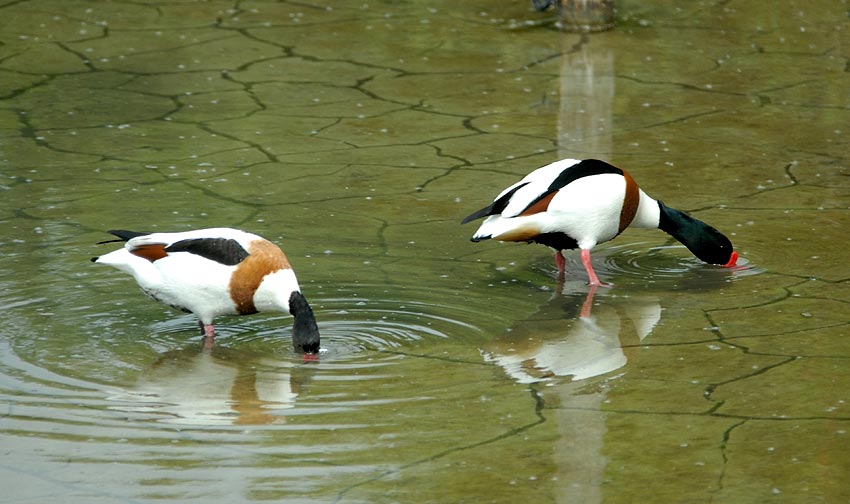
471 215 542 243
92 248 156 278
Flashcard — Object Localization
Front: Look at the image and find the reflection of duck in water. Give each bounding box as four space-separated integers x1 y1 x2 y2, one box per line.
462 158 738 286
91 228 320 355
115 346 312 425
482 286 661 383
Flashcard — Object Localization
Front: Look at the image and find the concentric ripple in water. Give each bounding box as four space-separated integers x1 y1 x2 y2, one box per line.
536 242 765 289
0 281 504 501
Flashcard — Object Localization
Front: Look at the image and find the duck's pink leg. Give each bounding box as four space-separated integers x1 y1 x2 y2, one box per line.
197 320 215 337
581 248 609 287
554 250 566 276
198 321 215 349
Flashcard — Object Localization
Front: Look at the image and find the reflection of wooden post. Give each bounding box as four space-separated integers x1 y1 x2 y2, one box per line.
558 0 615 32
553 386 608 504
558 35 614 160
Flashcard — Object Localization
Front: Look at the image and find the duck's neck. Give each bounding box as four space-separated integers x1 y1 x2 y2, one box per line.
289 291 320 354
656 200 735 265
630 190 662 229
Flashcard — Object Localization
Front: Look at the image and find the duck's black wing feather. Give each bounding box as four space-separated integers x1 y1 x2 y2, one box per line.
460 182 530 224
96 229 150 244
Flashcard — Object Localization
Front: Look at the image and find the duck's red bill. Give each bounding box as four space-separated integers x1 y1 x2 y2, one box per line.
723 251 739 268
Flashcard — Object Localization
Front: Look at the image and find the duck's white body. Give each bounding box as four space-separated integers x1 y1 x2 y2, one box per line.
462 159 737 285
471 160 660 249
92 227 320 354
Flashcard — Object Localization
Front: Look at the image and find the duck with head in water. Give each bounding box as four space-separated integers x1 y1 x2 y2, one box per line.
92 228 320 355
461 158 738 285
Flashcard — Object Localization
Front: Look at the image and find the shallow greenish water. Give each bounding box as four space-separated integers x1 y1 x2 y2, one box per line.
2 1 849 502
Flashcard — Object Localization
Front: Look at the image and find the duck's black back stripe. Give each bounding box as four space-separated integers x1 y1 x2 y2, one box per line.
519 159 624 215
547 159 623 192
166 238 249 266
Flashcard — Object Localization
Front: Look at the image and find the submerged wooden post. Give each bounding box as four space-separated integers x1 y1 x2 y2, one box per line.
558 35 614 160
558 0 615 32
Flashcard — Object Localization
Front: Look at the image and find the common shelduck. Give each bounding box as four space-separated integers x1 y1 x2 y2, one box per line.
461 158 738 285
91 228 320 354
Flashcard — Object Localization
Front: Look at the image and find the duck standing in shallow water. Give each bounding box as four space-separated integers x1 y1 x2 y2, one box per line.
461 158 738 285
92 228 320 354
